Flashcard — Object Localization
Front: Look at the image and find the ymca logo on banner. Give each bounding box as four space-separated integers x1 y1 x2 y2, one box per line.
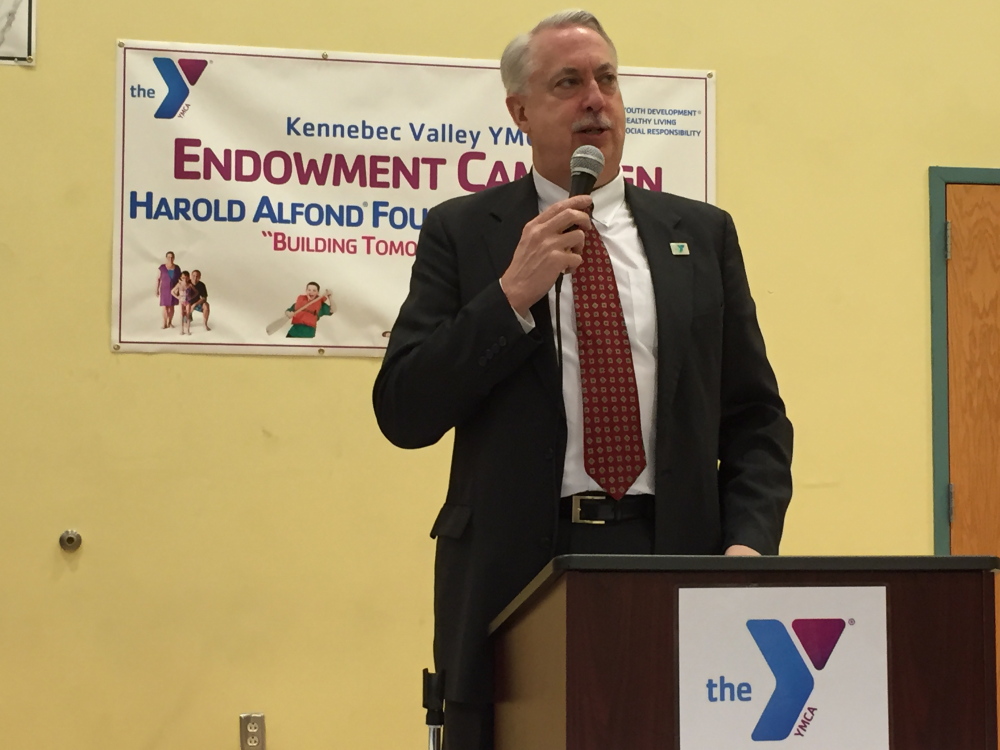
152 57 208 118
678 587 888 750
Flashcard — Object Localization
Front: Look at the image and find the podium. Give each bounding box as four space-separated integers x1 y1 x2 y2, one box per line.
490 555 999 750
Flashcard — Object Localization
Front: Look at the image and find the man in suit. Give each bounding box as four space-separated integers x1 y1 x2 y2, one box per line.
373 10 792 749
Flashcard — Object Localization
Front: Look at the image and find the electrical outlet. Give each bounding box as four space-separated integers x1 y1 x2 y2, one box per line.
239 713 266 750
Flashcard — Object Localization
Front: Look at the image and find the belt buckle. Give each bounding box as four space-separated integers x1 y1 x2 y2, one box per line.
571 493 606 525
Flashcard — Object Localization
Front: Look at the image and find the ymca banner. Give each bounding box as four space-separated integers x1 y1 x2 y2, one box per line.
112 40 716 356
677 586 889 750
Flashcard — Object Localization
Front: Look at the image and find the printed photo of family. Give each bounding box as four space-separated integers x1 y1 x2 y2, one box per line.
156 252 210 335
266 282 337 338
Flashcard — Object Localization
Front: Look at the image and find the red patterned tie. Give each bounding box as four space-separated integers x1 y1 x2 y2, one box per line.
573 223 646 500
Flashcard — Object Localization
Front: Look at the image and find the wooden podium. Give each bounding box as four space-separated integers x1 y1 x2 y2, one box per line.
490 555 999 750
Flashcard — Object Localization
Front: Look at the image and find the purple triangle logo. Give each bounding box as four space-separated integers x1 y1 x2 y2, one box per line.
791 618 845 670
178 59 208 86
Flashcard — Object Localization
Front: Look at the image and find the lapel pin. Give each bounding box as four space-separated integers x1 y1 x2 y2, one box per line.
670 242 690 256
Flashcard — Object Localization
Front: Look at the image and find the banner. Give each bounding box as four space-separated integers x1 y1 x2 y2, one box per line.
112 40 716 356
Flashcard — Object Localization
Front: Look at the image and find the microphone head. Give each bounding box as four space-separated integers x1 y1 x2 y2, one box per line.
570 145 605 179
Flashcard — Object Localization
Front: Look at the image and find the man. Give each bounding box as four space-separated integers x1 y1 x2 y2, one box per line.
189 270 210 331
285 282 334 338
373 11 792 749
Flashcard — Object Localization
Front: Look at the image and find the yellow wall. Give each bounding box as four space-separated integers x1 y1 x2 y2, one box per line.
2 0 995 747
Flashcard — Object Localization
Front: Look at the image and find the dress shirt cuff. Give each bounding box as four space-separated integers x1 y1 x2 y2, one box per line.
498 279 535 332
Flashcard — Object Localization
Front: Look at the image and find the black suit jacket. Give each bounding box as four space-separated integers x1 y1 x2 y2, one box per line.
373 175 792 702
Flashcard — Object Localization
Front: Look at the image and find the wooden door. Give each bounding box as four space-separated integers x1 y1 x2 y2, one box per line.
946 183 1000 744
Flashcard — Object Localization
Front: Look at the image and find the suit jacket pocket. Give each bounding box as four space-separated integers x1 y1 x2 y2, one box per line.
430 504 472 539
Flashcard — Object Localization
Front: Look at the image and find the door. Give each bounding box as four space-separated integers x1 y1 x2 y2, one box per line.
947 183 1000 557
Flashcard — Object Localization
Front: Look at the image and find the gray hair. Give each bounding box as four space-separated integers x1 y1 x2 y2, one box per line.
500 10 617 95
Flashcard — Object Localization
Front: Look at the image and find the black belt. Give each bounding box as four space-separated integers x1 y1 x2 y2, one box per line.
559 492 655 524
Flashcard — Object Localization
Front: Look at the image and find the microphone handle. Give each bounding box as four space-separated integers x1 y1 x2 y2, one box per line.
569 171 598 198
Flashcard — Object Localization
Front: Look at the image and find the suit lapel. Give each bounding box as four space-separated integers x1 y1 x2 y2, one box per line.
483 177 539 283
483 177 564 411
625 183 693 414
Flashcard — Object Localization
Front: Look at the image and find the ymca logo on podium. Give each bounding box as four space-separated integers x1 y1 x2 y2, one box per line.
678 587 888 750
745 618 845 740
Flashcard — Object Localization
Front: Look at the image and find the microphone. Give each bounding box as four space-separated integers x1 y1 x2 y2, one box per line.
559 146 605 290
569 145 605 197
558 145 604 283
554 145 605 363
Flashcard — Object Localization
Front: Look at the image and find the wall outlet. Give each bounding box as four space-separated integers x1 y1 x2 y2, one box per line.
239 713 266 750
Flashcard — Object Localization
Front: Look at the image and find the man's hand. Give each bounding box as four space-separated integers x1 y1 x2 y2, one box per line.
500 195 593 317
724 544 760 556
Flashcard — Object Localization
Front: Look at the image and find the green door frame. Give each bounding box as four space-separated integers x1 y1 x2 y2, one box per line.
928 166 1000 554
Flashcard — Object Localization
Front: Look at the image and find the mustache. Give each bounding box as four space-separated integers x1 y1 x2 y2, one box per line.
572 114 613 132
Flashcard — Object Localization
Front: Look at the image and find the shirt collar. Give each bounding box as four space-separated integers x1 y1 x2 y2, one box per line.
532 168 627 229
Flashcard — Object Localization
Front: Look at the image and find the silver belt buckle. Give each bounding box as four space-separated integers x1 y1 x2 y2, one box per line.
571 493 606 524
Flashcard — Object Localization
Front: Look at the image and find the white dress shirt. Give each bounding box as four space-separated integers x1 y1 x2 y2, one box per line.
528 170 659 497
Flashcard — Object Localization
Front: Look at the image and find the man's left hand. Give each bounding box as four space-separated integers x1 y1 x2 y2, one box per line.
724 544 760 556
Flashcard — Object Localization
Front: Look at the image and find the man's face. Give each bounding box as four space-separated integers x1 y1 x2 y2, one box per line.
191 271 201 283
506 25 625 190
